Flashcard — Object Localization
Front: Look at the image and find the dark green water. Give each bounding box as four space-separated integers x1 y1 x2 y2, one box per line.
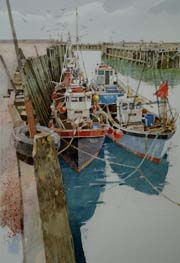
102 56 180 87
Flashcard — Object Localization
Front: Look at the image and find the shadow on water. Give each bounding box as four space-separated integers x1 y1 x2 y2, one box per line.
59 137 169 262
59 148 106 263
102 56 180 87
104 137 169 195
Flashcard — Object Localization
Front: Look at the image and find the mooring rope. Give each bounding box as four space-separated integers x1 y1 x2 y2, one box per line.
121 131 160 181
60 135 180 207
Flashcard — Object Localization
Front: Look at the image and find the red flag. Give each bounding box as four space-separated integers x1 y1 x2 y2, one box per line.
155 81 168 98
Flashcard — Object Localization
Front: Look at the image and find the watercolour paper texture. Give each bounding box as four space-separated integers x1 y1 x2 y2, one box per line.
0 1 180 263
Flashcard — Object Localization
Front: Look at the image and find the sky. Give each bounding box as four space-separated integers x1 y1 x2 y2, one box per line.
0 0 180 42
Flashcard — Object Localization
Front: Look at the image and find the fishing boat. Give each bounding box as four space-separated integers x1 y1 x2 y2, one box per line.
49 81 107 172
90 63 125 105
107 80 177 163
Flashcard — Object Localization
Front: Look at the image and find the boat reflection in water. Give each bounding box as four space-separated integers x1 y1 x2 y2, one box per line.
59 136 169 262
105 137 169 195
59 147 106 263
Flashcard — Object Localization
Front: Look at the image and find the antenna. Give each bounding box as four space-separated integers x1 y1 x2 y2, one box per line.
76 8 79 47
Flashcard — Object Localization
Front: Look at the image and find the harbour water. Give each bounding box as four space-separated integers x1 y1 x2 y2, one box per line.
62 51 180 263
0 50 180 263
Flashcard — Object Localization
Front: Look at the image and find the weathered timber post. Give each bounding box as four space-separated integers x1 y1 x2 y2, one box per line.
33 134 75 263
6 0 22 69
0 55 16 94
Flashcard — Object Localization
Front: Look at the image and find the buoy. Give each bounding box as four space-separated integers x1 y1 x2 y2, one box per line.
108 127 114 134
57 103 66 113
91 105 97 111
92 94 100 104
113 130 123 140
72 86 84 93
51 90 57 100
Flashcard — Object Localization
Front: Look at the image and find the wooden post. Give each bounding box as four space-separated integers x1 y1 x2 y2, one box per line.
25 96 36 138
0 55 16 93
6 0 22 69
33 134 75 263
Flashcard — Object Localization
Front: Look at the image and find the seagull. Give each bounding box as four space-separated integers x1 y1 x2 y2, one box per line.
22 18 27 23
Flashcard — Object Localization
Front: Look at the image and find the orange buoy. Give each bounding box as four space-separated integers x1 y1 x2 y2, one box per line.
108 127 114 134
113 130 123 140
57 103 66 113
51 90 57 100
72 86 84 93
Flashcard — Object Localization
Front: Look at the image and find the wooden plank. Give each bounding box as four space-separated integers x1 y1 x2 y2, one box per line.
33 134 75 263
19 161 46 263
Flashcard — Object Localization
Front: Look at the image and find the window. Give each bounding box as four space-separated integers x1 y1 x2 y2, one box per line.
129 103 135 110
79 97 85 102
122 103 128 110
71 97 79 102
136 102 142 109
98 70 104 75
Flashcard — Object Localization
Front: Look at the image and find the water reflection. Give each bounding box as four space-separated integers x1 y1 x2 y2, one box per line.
60 136 169 262
59 148 105 263
104 138 169 195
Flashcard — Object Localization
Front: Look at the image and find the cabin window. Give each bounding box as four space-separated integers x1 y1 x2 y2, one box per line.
109 71 113 75
129 103 135 110
79 97 85 102
122 103 128 110
87 96 91 101
71 97 79 102
136 102 142 109
98 70 104 75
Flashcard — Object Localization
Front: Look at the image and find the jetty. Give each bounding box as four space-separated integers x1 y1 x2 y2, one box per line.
0 2 75 261
1 40 180 69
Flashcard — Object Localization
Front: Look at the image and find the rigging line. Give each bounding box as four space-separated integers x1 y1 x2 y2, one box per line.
158 66 163 82
79 49 88 81
60 134 180 207
61 138 143 173
58 128 76 155
153 68 161 117
59 44 68 83
119 131 160 182
126 63 146 126
167 98 174 120
141 174 180 206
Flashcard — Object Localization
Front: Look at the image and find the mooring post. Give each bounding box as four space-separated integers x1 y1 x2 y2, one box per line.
33 134 75 263
0 55 16 93
6 0 22 70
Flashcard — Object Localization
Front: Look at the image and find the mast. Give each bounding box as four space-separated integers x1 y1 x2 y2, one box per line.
159 97 167 127
76 7 79 51
6 0 22 70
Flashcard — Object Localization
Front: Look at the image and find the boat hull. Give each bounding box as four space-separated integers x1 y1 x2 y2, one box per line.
51 125 107 172
108 129 175 163
60 136 105 172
